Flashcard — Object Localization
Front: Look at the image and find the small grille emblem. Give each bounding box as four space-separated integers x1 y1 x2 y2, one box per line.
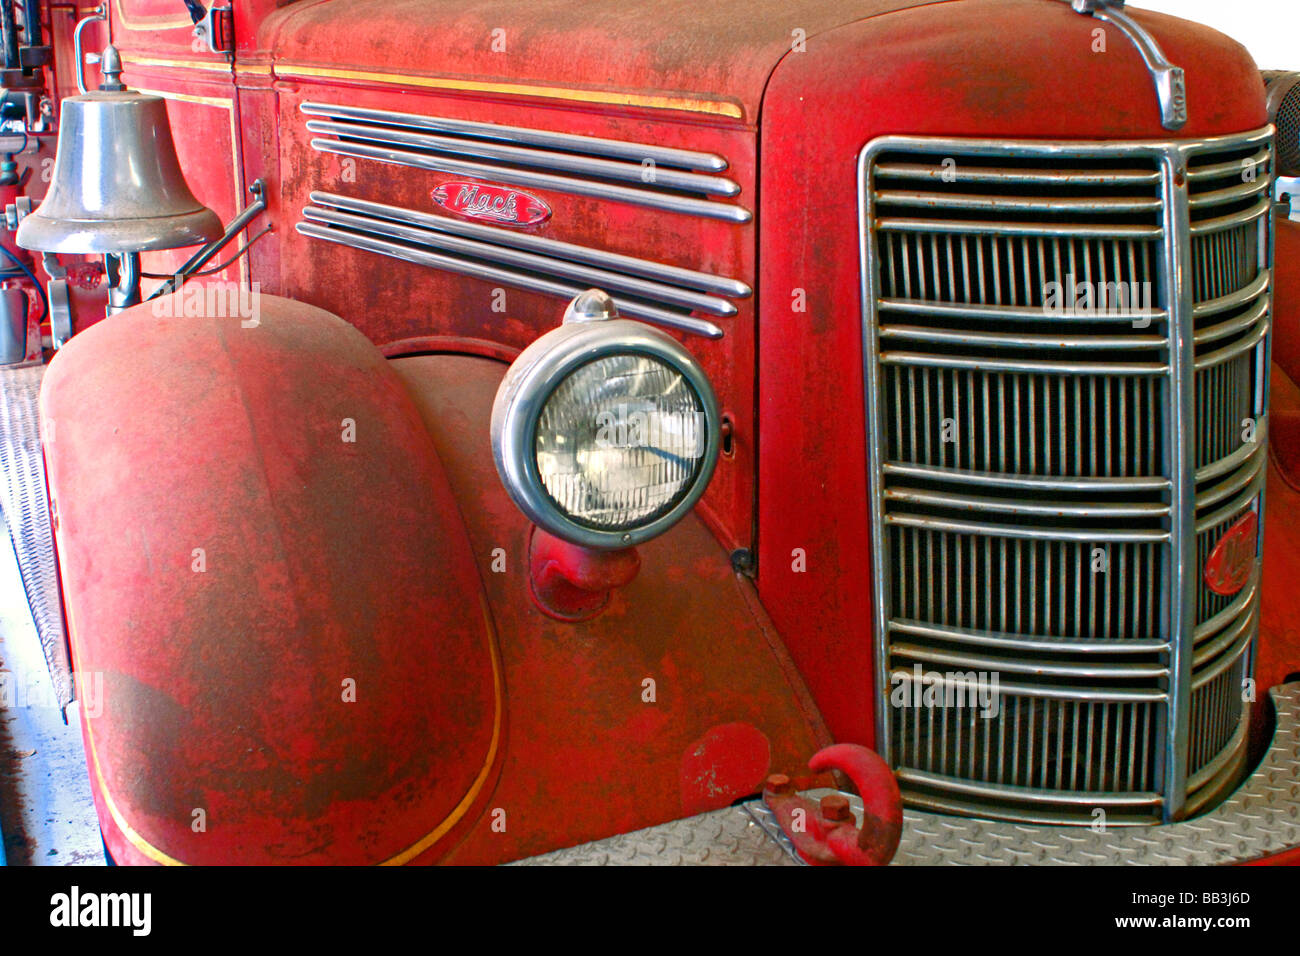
1204 511 1258 597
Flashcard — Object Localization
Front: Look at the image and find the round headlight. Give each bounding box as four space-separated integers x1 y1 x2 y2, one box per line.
492 291 720 549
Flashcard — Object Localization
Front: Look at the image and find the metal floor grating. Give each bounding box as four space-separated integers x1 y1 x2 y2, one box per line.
0 363 71 709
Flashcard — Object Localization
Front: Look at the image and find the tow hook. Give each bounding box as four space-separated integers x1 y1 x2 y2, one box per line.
763 743 902 866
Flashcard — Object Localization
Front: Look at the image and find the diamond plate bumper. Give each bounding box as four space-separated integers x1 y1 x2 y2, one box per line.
511 802 798 866
516 683 1300 865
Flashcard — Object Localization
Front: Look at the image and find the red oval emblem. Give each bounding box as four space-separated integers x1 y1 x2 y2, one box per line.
431 181 551 227
1204 511 1258 596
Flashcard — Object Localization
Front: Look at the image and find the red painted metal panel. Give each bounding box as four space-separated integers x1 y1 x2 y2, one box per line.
271 82 759 554
256 0 946 124
1271 219 1300 386
390 354 830 863
42 293 501 865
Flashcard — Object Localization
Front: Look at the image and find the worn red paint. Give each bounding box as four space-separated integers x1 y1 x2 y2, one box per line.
388 354 829 863
679 723 771 815
33 0 1297 864
432 181 552 227
1205 512 1259 597
43 295 501 865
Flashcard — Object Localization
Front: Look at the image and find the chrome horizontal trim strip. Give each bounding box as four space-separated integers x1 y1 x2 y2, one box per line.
879 297 1168 325
295 221 724 339
1183 743 1250 815
863 127 1273 160
1193 582 1257 643
876 189 1162 214
884 485 1169 518
897 768 1165 807
305 118 741 197
889 618 1170 655
1186 714 1249 794
882 462 1170 493
1192 270 1269 319
1194 472 1262 534
1194 447 1266 511
879 324 1166 351
1192 318 1268 372
300 100 731 171
310 191 751 298
891 642 1170 679
876 217 1163 238
310 138 753 224
1189 196 1270 235
1187 148 1271 181
1195 416 1267 483
898 790 1162 825
1193 602 1256 668
878 351 1169 375
1193 299 1269 349
1188 177 1273 209
889 668 1167 703
1191 623 1254 689
873 162 1161 186
884 513 1170 543
302 204 738 316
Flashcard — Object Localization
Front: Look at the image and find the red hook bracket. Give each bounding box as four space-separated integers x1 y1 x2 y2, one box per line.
763 743 902 866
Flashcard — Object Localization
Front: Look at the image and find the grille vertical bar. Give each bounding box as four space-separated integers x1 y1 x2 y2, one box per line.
859 129 1273 825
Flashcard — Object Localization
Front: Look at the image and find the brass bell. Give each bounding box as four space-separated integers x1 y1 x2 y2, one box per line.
16 45 221 254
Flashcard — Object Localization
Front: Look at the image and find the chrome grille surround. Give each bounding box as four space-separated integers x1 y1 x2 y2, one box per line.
859 128 1274 824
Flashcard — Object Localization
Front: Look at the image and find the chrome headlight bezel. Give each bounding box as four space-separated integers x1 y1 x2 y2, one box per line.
491 312 720 550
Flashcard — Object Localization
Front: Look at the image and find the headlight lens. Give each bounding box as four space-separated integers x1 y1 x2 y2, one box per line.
534 354 707 530
491 294 720 550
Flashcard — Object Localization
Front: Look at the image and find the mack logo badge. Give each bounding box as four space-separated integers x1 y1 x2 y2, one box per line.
432 181 551 227
1204 511 1258 597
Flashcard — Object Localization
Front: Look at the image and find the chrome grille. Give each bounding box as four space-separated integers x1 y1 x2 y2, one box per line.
860 129 1273 824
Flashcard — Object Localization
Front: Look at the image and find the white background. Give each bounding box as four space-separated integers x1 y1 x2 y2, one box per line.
1135 0 1296 70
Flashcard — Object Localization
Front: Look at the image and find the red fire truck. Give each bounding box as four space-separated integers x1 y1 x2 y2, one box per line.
1 0 1298 865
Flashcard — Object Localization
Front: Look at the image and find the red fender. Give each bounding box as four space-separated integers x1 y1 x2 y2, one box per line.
41 291 501 864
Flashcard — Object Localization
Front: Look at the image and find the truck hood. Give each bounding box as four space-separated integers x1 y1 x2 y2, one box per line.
258 0 952 122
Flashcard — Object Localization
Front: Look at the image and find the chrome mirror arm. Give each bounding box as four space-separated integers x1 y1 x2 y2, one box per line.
146 179 269 300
